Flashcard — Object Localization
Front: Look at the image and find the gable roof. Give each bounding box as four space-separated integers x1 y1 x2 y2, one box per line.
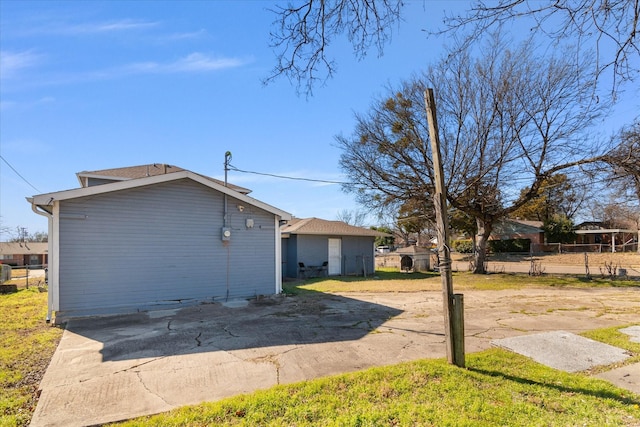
29 171 291 220
0 242 48 255
508 219 543 229
76 164 251 194
395 245 431 255
281 218 389 237
493 218 544 235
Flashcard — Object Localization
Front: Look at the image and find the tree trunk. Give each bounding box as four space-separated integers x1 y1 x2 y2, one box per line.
473 218 493 274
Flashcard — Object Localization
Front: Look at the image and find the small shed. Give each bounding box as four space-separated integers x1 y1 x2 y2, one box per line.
281 218 389 278
375 245 432 272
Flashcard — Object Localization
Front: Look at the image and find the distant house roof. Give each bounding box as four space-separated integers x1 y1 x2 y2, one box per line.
508 219 543 229
0 242 48 255
76 164 251 194
281 218 389 237
493 218 544 235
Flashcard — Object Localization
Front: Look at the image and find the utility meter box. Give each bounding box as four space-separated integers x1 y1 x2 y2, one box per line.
221 227 231 241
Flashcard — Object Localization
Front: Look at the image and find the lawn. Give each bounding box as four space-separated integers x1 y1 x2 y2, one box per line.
1 271 638 426
0 288 62 427
112 335 640 426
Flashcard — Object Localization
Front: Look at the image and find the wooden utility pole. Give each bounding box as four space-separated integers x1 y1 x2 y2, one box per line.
424 89 465 367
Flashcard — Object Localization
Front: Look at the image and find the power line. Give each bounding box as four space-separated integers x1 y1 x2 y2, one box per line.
0 154 41 193
228 164 351 185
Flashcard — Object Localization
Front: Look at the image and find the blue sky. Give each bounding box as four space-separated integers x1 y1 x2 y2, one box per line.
1 1 637 238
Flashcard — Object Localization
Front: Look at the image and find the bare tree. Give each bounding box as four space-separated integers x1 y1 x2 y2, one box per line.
338 35 612 273
605 120 640 200
438 0 640 95
336 208 367 226
267 1 638 96
266 0 402 95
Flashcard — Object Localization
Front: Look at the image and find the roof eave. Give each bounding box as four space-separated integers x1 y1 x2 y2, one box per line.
31 171 291 220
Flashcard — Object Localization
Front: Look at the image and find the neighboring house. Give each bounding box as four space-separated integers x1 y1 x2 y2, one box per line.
0 242 48 267
28 164 291 322
575 221 639 253
281 218 389 278
490 219 544 244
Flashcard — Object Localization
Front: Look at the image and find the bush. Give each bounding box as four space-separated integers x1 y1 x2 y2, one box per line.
488 238 531 253
452 239 474 253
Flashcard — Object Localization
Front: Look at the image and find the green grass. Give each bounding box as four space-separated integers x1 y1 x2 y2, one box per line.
581 324 640 374
2 271 638 426
0 288 63 427
112 344 640 426
284 269 640 294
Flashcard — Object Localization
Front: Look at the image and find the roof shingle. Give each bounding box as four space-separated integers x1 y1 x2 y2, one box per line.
281 218 389 237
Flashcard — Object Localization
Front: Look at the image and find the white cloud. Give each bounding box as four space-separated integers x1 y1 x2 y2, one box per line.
0 96 54 111
163 29 208 41
25 19 159 36
0 50 43 79
122 52 250 75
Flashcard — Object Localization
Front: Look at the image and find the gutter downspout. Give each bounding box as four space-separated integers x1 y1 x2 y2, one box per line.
29 200 54 323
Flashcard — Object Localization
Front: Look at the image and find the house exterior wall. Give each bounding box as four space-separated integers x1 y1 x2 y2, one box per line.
342 236 375 276
56 179 277 317
284 235 300 278
296 235 329 270
489 231 544 244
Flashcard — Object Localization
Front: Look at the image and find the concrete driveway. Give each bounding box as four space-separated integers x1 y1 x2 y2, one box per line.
31 287 640 427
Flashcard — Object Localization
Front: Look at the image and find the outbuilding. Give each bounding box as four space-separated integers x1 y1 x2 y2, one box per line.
281 218 389 278
28 165 291 322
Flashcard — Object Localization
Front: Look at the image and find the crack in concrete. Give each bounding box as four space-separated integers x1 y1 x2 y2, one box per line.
223 325 240 337
115 357 168 374
135 371 172 407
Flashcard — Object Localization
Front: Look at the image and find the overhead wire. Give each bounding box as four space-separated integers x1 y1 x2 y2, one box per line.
0 154 41 193
228 164 352 185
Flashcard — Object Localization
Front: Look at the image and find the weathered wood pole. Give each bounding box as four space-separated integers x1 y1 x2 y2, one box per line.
424 88 465 367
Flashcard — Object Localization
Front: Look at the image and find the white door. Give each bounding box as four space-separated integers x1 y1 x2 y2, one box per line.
328 238 341 275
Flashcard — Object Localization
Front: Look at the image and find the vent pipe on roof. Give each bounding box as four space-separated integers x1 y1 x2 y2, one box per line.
224 152 231 187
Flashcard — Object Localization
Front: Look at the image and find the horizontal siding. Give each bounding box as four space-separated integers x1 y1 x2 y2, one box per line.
342 236 376 275
58 179 277 315
297 235 329 266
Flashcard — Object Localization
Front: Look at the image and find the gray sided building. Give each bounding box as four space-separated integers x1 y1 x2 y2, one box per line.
281 218 389 278
28 165 291 322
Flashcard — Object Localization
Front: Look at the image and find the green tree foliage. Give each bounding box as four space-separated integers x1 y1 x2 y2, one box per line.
511 174 585 221
543 215 577 243
370 226 394 247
